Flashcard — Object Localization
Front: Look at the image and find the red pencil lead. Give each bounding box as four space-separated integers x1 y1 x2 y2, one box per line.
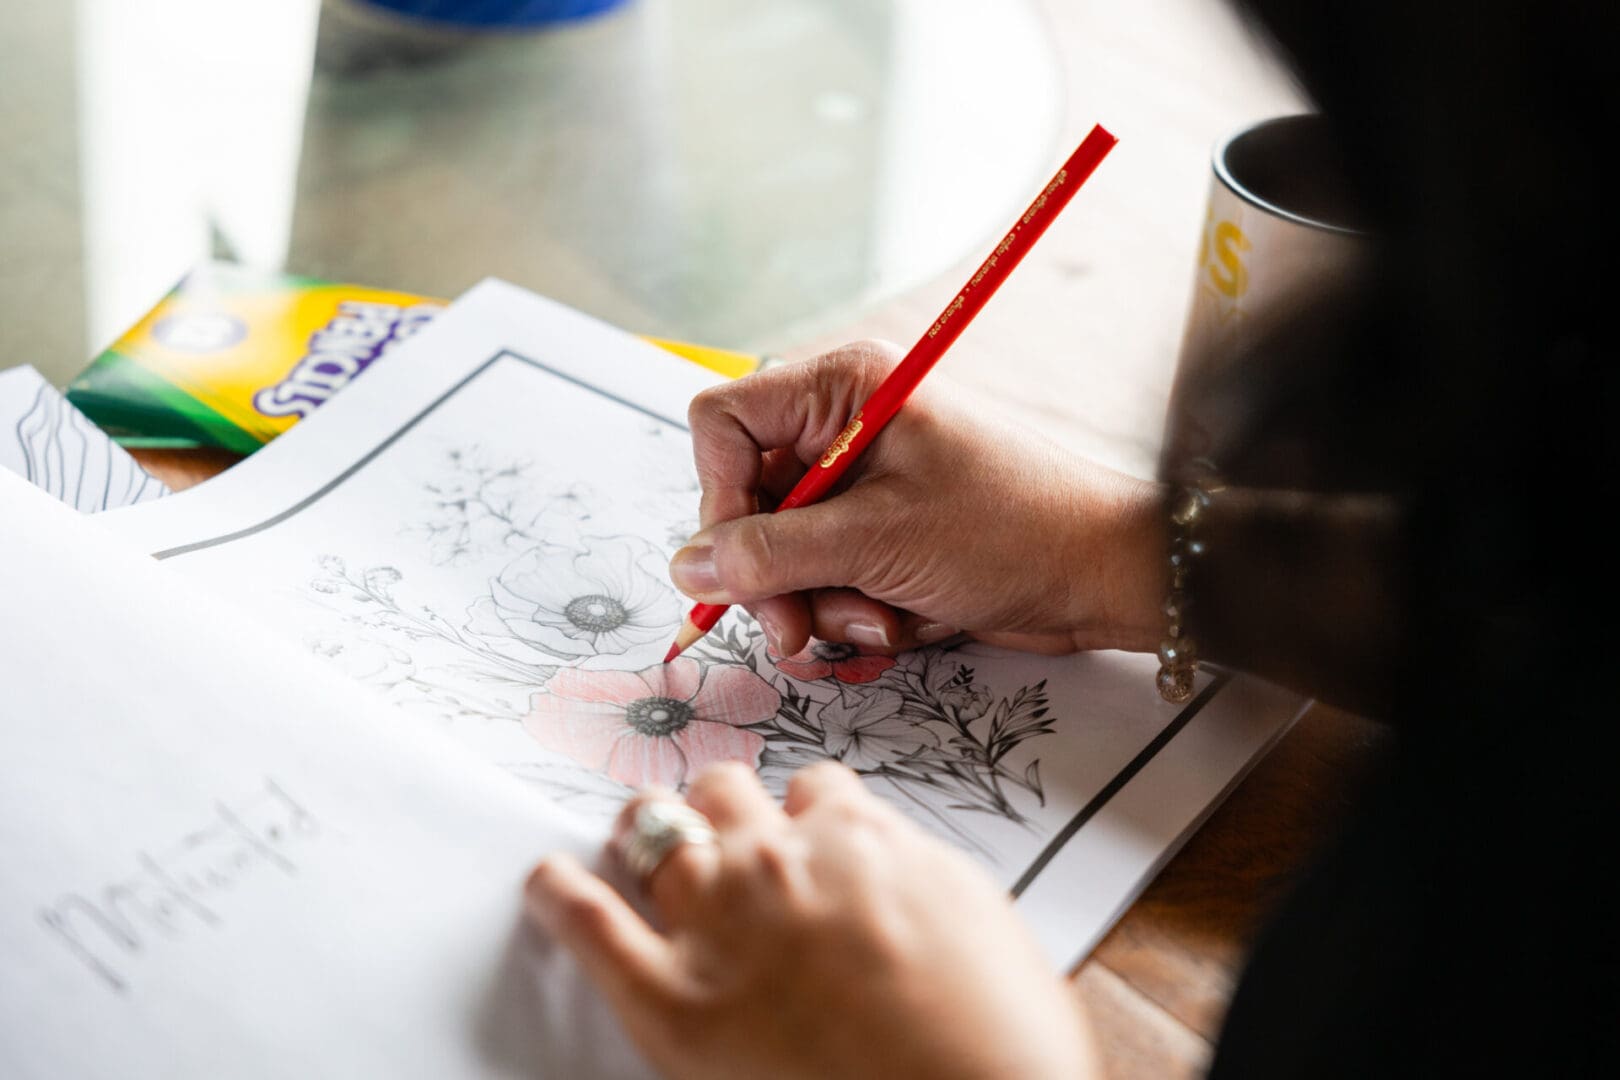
663 617 705 662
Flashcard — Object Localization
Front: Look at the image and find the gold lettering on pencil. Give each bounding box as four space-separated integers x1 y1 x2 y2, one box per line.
931 167 1071 338
1021 169 1068 226
818 414 865 468
927 295 968 339
969 253 1002 288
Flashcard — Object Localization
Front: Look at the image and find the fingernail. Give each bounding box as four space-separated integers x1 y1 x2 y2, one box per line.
846 621 890 649
669 544 722 598
915 622 958 644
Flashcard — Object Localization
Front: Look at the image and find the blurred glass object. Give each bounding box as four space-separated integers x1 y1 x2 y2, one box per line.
354 0 629 28
74 0 322 361
1 0 1061 386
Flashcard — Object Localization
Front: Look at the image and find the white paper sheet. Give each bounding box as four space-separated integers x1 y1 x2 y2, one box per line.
0 365 168 512
0 471 653 1079
102 279 1306 970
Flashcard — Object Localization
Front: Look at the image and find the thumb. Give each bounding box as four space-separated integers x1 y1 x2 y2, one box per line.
669 500 886 605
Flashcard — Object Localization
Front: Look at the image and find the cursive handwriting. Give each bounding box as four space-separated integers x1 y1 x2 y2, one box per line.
38 777 320 993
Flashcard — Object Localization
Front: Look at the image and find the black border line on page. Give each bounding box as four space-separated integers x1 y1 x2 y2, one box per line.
1008 670 1231 898
151 346 1222 901
152 350 688 560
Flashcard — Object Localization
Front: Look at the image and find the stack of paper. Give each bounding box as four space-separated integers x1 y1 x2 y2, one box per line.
0 472 650 1077
1 280 1304 1076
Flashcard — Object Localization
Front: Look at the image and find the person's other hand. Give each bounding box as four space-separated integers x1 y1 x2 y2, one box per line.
525 762 1099 1080
671 340 1164 657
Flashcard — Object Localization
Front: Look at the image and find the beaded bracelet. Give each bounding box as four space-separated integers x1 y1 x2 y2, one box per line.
1157 463 1222 703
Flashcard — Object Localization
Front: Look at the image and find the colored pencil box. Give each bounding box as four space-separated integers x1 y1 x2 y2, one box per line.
67 263 761 454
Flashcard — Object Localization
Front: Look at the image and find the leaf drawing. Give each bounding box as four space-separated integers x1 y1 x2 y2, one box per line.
299 444 1067 854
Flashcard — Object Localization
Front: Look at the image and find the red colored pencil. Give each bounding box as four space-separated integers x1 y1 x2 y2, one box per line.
664 123 1119 661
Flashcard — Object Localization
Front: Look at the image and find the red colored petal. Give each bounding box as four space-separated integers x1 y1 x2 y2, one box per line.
832 655 897 684
689 664 784 726
774 656 834 681
543 667 655 706
604 733 691 788
670 721 766 778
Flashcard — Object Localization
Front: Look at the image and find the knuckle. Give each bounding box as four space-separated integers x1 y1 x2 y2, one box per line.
853 338 905 373
555 890 612 939
687 759 754 799
647 844 707 898
826 795 875 828
845 337 905 367
788 761 856 806
740 831 803 891
801 759 857 786
810 339 901 384
754 846 800 895
832 813 908 885
820 781 894 832
708 759 758 785
686 382 732 428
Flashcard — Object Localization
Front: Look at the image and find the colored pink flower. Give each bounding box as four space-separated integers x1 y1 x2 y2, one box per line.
772 640 896 685
524 658 779 787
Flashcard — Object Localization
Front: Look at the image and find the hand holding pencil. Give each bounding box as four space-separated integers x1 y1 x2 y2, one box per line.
667 342 1169 658
665 126 1164 660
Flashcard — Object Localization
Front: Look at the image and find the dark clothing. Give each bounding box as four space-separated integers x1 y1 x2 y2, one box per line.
1175 3 1612 1072
1209 715 1607 1075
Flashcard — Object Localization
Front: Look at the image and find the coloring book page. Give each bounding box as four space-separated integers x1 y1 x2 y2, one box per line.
0 365 168 512
0 471 651 1079
103 280 1305 968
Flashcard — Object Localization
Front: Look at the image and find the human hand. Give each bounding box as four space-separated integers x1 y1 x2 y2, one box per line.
525 762 1100 1080
670 340 1165 657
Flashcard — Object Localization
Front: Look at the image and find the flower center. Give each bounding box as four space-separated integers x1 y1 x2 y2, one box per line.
624 696 695 737
564 593 629 633
813 641 858 662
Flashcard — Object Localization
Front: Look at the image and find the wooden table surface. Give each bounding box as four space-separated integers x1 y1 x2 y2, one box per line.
134 4 1390 1075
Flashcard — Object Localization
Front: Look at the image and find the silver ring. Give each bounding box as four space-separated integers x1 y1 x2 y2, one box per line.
619 800 718 881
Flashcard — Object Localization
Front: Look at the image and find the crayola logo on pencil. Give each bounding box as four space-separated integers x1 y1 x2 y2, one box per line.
818 414 864 468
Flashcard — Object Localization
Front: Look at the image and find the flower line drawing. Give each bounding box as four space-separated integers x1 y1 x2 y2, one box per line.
407 446 596 565
307 555 557 691
695 617 1059 850
465 536 682 671
301 446 1066 852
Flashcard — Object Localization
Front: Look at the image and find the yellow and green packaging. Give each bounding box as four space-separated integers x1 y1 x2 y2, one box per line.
68 264 761 454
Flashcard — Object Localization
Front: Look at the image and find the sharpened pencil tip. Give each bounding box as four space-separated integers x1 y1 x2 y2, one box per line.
663 618 707 662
